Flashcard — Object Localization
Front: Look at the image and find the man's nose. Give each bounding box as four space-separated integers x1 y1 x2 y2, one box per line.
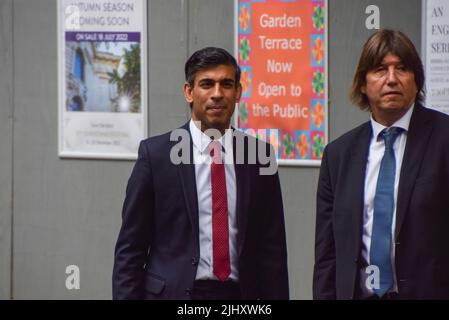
212 83 224 98
386 67 399 84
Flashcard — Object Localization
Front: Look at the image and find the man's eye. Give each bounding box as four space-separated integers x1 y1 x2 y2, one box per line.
222 82 234 88
200 82 214 88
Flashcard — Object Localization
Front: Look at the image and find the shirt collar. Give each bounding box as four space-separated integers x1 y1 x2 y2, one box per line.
189 119 233 155
370 103 414 141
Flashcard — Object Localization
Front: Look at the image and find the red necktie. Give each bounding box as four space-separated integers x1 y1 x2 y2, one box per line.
209 140 230 282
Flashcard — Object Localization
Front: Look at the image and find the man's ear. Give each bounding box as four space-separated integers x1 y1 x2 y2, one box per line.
236 84 242 102
183 82 194 104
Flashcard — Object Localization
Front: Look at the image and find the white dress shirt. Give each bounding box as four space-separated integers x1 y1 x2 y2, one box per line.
359 104 414 297
189 120 239 281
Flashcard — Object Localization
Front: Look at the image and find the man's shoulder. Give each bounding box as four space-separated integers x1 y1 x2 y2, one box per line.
140 123 191 150
141 131 171 144
326 121 371 151
232 128 275 159
232 128 271 146
419 105 449 126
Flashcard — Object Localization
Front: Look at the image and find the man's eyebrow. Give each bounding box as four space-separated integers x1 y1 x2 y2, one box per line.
374 61 405 68
198 78 235 83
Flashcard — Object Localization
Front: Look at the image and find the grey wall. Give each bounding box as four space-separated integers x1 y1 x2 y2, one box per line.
0 0 421 299
0 0 13 301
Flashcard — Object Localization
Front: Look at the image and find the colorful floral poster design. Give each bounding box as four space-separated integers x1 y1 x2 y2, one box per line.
236 0 327 165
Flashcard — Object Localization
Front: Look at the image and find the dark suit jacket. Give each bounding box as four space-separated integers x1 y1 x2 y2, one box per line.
314 104 449 299
113 122 289 299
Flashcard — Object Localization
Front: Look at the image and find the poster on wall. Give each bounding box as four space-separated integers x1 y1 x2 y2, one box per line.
423 0 449 115
235 0 327 166
58 0 147 159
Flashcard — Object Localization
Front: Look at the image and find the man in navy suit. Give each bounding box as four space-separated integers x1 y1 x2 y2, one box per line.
113 47 289 300
314 29 449 300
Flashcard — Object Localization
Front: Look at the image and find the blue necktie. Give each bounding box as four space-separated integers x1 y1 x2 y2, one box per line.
370 127 403 297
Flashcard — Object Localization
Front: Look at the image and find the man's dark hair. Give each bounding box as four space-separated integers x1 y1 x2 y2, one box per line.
184 47 241 87
350 29 425 110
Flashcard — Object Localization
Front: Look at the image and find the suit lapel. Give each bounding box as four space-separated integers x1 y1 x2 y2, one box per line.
176 122 200 245
395 105 433 239
349 123 372 255
233 130 250 256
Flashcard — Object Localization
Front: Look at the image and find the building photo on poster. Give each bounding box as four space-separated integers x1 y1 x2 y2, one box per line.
235 0 328 166
58 0 147 159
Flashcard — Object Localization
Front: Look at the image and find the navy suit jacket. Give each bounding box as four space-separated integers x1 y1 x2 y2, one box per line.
314 104 449 299
113 122 289 299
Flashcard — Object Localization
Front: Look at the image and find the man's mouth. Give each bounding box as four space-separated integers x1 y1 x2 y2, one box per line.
207 105 226 111
382 91 402 97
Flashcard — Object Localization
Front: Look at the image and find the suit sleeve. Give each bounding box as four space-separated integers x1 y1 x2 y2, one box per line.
112 141 153 299
313 145 337 299
257 145 289 299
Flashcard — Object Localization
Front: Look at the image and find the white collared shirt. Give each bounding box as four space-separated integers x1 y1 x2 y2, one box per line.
359 104 414 297
189 120 239 281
